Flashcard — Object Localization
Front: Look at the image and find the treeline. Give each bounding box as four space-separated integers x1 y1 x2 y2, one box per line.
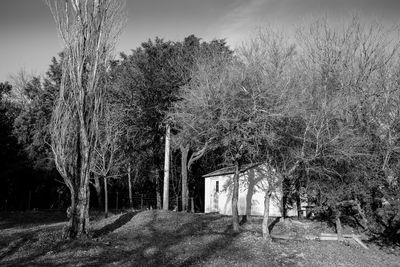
1 15 399 243
169 17 400 242
0 35 229 213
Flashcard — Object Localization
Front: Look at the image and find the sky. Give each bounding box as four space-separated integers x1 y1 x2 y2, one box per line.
1 0 400 82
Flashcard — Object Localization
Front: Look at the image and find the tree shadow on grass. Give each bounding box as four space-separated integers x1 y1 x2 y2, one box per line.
92 210 141 238
268 217 281 233
1 211 262 266
109 212 243 266
0 235 33 261
0 211 141 266
0 225 68 267
90 211 253 266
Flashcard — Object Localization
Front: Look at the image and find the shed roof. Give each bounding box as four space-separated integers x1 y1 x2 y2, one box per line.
202 163 262 178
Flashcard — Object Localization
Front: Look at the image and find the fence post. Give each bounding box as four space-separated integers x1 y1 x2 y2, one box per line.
191 197 194 213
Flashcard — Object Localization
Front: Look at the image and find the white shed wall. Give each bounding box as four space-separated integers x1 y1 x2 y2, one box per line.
204 165 297 217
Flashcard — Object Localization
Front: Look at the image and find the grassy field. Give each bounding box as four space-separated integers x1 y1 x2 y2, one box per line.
0 210 399 266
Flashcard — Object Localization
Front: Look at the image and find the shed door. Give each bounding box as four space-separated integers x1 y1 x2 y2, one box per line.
210 179 219 212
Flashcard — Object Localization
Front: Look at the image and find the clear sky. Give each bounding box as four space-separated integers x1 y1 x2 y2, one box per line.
1 0 400 82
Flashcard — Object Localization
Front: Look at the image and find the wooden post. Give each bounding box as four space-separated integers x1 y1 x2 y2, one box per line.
163 124 171 210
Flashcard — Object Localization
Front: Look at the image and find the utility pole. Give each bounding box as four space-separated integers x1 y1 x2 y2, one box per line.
163 124 171 210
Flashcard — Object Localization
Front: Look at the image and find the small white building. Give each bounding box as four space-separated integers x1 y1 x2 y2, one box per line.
203 163 297 216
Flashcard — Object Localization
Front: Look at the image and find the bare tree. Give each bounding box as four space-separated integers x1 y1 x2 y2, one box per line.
169 51 228 211
91 103 124 217
46 0 126 238
293 15 400 239
8 69 36 105
238 27 297 238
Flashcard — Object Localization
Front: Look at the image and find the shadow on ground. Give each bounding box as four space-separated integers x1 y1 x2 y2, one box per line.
88 211 250 266
0 210 277 266
0 210 66 230
92 210 141 238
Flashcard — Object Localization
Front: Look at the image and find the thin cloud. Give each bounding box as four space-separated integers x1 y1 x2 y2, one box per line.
215 0 400 48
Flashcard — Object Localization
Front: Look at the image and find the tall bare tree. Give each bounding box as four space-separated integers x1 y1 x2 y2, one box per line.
46 0 126 239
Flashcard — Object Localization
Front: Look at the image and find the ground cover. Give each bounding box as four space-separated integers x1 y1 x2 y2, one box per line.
0 210 399 266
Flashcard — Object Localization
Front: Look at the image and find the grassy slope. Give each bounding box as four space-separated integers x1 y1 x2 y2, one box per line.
0 210 399 266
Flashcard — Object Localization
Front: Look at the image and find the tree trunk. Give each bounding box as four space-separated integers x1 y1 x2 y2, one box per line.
191 197 195 213
104 177 108 218
336 211 343 241
128 163 133 210
63 133 92 239
180 144 189 211
245 169 256 222
295 178 302 218
93 175 102 210
262 190 272 240
156 170 161 209
355 201 369 229
232 161 240 233
282 176 290 219
65 183 90 239
163 124 171 210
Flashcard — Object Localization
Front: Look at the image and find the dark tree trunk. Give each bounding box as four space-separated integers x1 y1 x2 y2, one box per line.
65 182 90 239
63 130 91 239
282 176 290 219
94 175 102 210
180 144 189 211
104 177 108 218
245 169 256 222
156 169 162 209
295 178 302 218
232 161 240 233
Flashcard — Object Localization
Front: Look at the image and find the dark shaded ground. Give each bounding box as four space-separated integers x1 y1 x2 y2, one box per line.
0 210 66 230
0 210 399 266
